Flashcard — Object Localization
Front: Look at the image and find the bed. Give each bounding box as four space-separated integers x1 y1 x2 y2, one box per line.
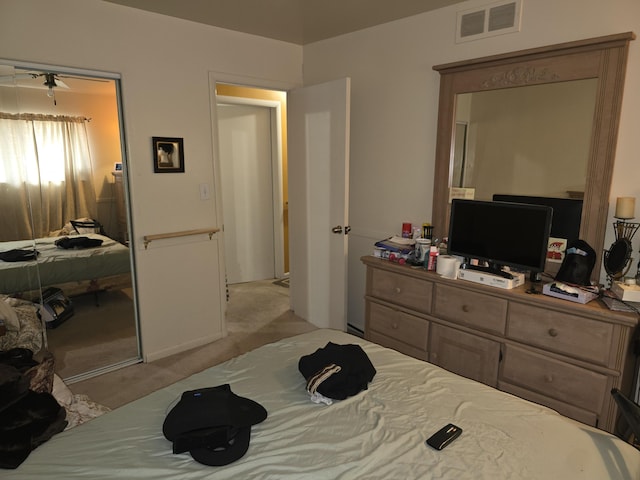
0 234 131 297
5 329 640 479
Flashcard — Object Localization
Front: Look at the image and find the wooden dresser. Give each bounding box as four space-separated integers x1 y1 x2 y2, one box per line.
362 255 639 433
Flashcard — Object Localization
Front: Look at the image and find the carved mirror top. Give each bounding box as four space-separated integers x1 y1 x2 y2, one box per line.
480 66 560 88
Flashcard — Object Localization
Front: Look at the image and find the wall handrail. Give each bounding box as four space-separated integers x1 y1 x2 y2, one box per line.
143 227 220 249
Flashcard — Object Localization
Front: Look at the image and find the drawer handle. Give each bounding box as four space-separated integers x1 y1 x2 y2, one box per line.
462 305 470 313
392 322 399 330
395 287 402 294
548 328 559 337
545 374 554 383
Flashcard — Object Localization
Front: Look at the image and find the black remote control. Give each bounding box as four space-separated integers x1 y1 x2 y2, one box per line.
426 423 462 450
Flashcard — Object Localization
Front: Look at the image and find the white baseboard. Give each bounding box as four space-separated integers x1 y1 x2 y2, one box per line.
142 331 226 363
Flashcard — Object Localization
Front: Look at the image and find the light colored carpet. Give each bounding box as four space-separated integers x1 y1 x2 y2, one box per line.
70 278 316 409
46 288 138 380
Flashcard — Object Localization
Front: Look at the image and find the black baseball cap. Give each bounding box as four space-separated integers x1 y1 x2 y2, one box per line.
163 384 267 466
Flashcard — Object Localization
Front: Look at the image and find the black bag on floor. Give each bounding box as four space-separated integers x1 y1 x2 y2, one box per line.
39 288 74 329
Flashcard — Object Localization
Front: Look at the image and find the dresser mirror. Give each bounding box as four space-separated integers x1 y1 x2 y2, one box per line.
432 32 635 281
451 79 597 197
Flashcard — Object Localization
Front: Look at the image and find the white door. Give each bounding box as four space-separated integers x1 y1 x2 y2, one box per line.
218 104 275 284
288 78 351 330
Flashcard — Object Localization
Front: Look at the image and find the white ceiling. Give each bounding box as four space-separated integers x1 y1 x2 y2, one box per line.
0 65 116 96
104 0 467 45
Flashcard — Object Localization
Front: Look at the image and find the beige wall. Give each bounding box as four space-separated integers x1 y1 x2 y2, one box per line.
0 0 303 360
3 0 639 343
301 0 640 330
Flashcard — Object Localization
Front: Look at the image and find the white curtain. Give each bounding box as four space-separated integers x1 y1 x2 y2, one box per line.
0 113 97 241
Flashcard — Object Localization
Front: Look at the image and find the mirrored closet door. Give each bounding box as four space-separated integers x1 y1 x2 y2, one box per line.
0 61 140 382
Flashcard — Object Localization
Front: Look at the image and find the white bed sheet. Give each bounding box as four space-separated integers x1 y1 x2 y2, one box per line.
5 329 640 479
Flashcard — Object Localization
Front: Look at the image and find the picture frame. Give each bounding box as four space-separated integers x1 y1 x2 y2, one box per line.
152 137 185 173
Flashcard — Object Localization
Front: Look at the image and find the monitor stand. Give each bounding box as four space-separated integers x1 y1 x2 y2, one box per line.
529 271 542 283
526 271 542 294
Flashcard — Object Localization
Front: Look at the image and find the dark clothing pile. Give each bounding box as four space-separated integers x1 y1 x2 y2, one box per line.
0 348 67 469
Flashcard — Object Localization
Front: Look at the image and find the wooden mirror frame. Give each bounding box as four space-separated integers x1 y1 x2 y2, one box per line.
432 32 635 281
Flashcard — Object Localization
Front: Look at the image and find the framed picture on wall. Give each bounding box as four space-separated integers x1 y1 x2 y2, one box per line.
152 137 185 173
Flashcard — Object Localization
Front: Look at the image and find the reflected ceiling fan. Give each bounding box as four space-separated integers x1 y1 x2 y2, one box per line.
0 72 69 91
37 73 67 100
0 70 109 105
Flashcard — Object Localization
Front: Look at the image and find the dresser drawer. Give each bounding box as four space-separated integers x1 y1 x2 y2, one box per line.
433 284 507 335
498 381 598 427
367 331 429 361
507 303 614 366
430 323 500 387
367 301 429 352
501 344 608 413
370 268 432 313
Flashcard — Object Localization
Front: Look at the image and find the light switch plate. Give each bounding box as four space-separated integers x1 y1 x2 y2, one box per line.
199 183 210 200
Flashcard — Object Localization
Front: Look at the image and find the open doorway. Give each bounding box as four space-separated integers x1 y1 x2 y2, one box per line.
216 84 289 284
214 78 351 332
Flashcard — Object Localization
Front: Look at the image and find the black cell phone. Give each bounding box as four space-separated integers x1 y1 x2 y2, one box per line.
426 423 462 450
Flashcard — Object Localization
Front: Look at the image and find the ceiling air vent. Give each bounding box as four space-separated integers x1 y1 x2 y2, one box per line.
456 0 522 43
460 10 485 37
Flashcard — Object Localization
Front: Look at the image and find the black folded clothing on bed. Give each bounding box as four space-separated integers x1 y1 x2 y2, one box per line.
298 342 377 400
54 236 103 249
0 249 38 262
163 384 267 467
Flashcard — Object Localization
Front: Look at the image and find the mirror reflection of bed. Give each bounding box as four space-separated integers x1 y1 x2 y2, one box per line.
0 63 140 381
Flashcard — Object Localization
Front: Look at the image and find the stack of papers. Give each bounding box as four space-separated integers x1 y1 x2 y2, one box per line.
374 236 415 254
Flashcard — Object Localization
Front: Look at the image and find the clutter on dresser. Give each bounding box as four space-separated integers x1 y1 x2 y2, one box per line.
604 197 638 285
426 245 438 271
602 277 640 313
600 198 640 312
540 238 600 304
611 279 640 302
414 238 431 263
372 222 455 274
542 282 599 304
436 255 462 279
374 235 415 254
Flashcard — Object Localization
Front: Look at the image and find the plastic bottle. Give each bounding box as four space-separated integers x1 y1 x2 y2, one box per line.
427 246 438 271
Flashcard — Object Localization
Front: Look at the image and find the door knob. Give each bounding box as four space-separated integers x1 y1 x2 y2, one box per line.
332 225 351 235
